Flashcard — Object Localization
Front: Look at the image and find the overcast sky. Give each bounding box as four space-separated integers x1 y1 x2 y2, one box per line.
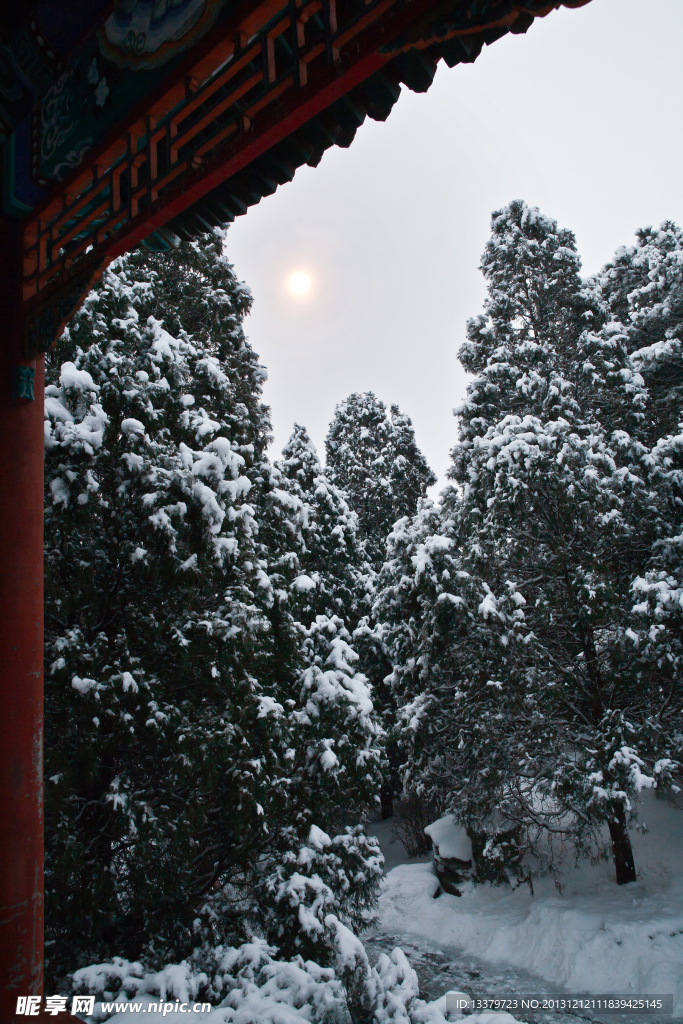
225 0 683 488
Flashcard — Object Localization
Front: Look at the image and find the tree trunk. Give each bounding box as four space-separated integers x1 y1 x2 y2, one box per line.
380 784 393 820
608 803 637 884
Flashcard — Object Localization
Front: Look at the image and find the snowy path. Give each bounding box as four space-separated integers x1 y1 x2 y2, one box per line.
364 928 657 1024
364 817 599 1021
366 805 682 1023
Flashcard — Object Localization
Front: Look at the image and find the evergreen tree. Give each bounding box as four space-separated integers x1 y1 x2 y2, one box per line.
325 393 436 568
325 394 436 817
272 425 396 824
376 496 534 884
381 203 681 885
251 428 385 963
595 221 683 823
44 234 382 985
596 221 683 442
275 423 371 626
253 614 384 963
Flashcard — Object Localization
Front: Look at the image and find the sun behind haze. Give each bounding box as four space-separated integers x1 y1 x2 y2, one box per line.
286 269 314 299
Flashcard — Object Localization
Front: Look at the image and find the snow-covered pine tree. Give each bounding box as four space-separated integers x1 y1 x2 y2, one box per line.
325 393 436 569
44 232 281 979
596 221 683 443
383 202 678 885
274 423 371 627
253 612 384 963
375 494 535 885
452 203 676 884
44 233 383 986
256 426 385 957
245 428 384 962
593 223 683 827
324 394 436 817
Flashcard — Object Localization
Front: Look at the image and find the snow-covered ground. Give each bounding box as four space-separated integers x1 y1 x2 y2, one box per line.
378 793 683 1018
78 798 682 1024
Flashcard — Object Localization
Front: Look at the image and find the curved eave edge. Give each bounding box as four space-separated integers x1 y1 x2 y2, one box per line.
159 0 593 247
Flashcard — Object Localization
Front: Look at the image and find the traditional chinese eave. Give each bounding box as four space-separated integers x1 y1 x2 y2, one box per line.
1 0 591 359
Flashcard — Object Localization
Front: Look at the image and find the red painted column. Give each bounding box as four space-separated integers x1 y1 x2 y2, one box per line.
0 218 45 1019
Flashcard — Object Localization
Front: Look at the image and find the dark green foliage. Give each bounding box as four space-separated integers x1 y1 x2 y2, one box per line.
379 203 683 886
326 393 436 568
468 825 525 888
325 393 436 815
44 234 383 986
275 423 372 626
596 221 683 441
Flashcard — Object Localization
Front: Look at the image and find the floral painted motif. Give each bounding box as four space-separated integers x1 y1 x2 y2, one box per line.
99 0 229 70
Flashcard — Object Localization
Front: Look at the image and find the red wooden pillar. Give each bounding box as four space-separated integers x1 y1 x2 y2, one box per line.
0 218 45 1018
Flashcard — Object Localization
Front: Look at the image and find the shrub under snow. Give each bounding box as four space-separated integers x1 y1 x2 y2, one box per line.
70 925 449 1024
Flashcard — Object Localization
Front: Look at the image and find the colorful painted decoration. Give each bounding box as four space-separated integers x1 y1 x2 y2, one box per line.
99 0 229 70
